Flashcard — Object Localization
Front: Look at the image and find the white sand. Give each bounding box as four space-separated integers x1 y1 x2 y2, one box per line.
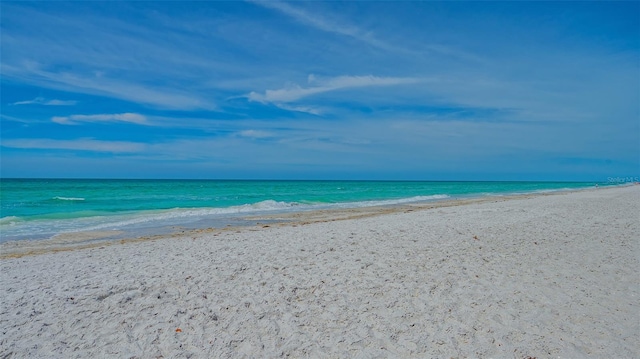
1 186 638 358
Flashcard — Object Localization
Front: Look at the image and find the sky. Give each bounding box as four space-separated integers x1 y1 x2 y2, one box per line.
1 1 638 180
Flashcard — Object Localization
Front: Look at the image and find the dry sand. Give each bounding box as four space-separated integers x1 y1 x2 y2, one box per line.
1 185 638 358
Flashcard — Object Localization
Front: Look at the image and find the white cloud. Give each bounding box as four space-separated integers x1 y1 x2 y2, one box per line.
248 74 420 104
276 104 324 116
12 97 77 106
1 138 145 153
52 113 148 125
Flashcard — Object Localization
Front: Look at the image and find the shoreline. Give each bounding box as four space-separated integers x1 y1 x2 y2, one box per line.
0 184 620 259
0 180 611 245
1 185 638 358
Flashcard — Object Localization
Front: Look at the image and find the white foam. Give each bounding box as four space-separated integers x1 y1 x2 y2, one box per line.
0 216 23 226
53 196 85 201
78 200 302 232
60 196 450 233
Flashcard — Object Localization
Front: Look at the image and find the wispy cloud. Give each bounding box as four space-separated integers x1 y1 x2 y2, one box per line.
51 113 148 126
251 1 480 61
1 63 212 110
0 3 220 110
1 138 145 153
252 1 392 51
276 104 324 116
237 129 274 139
248 74 420 104
1 114 47 124
12 97 77 106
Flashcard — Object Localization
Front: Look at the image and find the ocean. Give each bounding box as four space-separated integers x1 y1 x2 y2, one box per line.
0 179 606 243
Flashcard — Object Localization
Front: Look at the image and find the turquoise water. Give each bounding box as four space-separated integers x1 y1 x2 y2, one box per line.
1 179 605 242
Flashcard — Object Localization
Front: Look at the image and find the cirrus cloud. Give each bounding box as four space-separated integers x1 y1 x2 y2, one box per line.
12 97 78 106
52 113 147 125
1 138 145 153
247 74 421 104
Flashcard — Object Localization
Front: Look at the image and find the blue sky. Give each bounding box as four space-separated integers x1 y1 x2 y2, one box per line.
1 1 638 180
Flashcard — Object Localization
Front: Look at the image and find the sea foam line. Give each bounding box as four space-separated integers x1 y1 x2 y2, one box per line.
80 195 451 231
53 196 85 201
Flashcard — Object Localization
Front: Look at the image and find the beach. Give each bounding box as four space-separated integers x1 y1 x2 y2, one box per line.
1 185 638 358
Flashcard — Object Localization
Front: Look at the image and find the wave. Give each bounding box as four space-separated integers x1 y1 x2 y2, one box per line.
53 196 85 201
0 216 23 226
77 200 302 231
65 195 452 232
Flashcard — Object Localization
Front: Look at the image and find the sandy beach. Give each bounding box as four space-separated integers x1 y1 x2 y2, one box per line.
1 185 638 358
